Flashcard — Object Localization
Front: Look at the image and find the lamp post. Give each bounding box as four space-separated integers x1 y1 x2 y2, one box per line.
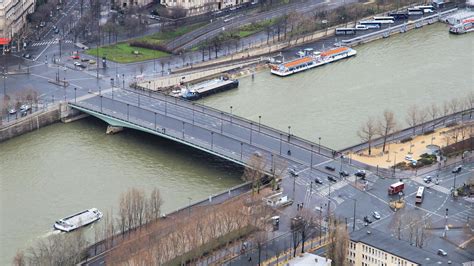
351 198 357 232
230 106 233 124
393 151 398 177
310 144 314 170
122 74 125 89
318 137 321 153
74 87 77 103
256 115 261 131
288 126 291 137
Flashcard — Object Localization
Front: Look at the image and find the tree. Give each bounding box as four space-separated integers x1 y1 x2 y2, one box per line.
406 105 419 136
242 154 267 194
327 218 349 265
147 188 163 221
377 110 397 153
466 91 474 118
427 103 439 130
417 109 428 133
357 117 376 155
389 209 404 240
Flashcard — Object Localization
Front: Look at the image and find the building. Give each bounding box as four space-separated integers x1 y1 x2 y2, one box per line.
288 253 332 266
160 0 250 16
348 228 452 265
117 0 154 8
0 0 36 39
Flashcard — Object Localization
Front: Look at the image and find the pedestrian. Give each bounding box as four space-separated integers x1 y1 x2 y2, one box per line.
248 256 252 262
301 202 304 209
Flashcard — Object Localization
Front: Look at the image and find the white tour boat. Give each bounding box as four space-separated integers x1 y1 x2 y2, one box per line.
54 208 103 232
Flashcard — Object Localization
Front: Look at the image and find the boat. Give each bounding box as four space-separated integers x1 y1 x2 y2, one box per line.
54 208 103 232
449 17 474 34
270 47 357 77
173 78 239 100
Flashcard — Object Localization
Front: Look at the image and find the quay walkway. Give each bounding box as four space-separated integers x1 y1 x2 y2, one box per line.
70 88 340 178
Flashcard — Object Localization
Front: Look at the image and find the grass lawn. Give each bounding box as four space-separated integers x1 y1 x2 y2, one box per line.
233 19 277 38
86 43 169 64
86 22 207 63
134 22 207 45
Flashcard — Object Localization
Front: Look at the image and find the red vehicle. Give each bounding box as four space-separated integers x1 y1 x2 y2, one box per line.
71 55 80 60
388 182 404 195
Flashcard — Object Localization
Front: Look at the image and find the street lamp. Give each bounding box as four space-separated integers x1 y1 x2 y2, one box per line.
74 87 77 103
122 74 125 89
393 151 398 177
351 198 357 232
258 115 261 132
288 126 291 137
318 137 321 153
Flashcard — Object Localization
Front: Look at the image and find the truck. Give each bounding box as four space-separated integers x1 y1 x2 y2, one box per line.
388 182 405 195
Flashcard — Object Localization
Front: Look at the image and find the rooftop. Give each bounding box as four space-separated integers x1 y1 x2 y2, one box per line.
288 253 332 266
350 228 453 265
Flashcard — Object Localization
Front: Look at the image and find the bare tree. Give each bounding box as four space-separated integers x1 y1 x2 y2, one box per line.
242 154 267 194
466 91 474 118
417 109 428 133
12 250 26 266
327 218 349 265
450 98 461 122
389 209 404 240
427 103 439 130
406 105 419 136
377 110 397 153
357 117 377 155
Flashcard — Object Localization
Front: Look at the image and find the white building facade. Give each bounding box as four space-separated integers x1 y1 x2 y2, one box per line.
0 0 36 39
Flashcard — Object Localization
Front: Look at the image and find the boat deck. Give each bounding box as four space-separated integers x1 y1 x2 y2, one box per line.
62 210 98 226
191 79 235 94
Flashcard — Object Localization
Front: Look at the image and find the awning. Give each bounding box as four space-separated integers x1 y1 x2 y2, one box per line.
0 38 11 45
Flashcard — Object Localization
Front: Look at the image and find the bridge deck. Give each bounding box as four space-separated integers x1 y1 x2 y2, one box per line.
70 89 339 178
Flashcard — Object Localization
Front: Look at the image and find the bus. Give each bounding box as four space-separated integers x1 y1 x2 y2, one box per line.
373 16 395 22
415 186 425 204
408 8 424 15
335 28 356 35
358 21 382 29
414 5 435 11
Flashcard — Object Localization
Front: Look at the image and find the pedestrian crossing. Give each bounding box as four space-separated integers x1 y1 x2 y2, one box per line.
31 39 73 47
449 208 473 224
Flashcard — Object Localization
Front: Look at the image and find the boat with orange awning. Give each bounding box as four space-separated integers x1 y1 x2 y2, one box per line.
270 46 357 77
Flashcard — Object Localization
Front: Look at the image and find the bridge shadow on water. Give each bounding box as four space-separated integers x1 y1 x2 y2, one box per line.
81 115 245 176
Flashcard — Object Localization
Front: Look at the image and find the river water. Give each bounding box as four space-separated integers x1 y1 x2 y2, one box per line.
0 23 473 264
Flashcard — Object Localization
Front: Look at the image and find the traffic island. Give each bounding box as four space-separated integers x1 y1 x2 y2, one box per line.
390 199 405 210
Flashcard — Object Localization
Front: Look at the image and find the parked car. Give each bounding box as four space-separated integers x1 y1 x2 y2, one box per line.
81 58 90 62
8 108 16 115
363 216 373 224
54 28 60 34
89 60 96 64
39 21 46 27
20 110 28 117
409 159 417 166
437 249 447 256
405 155 412 161
339 171 349 177
74 62 86 68
314 177 323 184
22 53 32 59
71 55 80 60
355 170 366 178
372 211 381 220
423 176 432 183
325 165 336 171
327 176 337 183
20 104 31 112
452 165 462 174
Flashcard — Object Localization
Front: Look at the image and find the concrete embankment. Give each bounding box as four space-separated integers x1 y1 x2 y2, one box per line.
0 103 87 143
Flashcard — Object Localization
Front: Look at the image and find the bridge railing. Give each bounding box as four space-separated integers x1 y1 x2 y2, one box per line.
125 88 338 159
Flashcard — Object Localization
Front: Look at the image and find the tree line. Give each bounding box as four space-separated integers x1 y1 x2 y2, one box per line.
358 92 474 156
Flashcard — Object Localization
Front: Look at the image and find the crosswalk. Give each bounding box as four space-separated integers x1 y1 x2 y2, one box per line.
449 208 473 224
31 39 73 47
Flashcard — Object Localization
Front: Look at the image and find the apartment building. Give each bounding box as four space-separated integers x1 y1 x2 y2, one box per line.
117 0 155 8
0 0 36 39
161 0 250 16
348 228 452 266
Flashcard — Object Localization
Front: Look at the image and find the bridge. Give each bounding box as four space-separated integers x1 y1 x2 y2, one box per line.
69 89 341 179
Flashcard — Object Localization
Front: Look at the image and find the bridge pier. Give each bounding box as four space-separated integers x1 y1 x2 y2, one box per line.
106 125 124 135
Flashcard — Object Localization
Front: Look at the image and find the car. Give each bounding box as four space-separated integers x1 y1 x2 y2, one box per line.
363 216 373 224
437 249 447 256
327 176 337 182
20 104 31 112
435 179 439 185
71 55 80 60
253 151 262 157
289 168 298 177
409 159 417 166
39 21 46 27
22 53 32 59
8 108 16 115
355 170 366 178
89 60 96 64
423 176 432 183
325 165 336 171
314 177 323 184
74 62 86 69
405 155 412 161
339 171 349 177
81 58 90 62
452 165 462 174
54 28 60 34
372 211 381 220
20 110 28 117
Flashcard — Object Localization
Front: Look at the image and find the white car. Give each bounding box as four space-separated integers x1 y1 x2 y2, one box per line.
8 108 16 114
20 104 30 111
372 211 381 220
405 155 412 161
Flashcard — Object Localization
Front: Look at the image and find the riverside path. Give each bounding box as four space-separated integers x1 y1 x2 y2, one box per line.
69 88 341 177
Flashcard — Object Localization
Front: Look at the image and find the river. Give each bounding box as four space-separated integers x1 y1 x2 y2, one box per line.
0 23 473 264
